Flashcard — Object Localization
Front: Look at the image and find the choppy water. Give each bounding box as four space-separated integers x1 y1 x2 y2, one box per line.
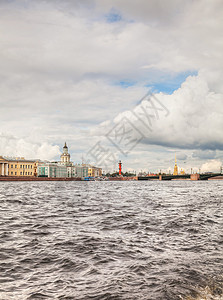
0 181 222 300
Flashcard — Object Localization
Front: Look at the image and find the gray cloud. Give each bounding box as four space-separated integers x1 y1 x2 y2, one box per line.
192 150 217 160
176 153 187 161
95 0 190 25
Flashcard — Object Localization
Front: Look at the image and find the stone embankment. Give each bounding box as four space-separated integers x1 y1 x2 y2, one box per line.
0 176 81 181
108 176 138 181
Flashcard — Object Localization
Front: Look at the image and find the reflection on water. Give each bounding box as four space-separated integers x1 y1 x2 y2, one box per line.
0 181 222 300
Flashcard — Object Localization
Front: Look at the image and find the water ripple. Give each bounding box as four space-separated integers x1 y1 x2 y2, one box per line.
0 181 222 299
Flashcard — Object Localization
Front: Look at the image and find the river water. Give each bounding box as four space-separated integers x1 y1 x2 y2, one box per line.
0 181 222 300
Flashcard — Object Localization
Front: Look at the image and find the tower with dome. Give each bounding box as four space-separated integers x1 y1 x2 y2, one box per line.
60 142 71 165
37 142 102 178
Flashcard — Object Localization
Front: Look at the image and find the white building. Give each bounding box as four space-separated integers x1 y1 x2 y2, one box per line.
37 143 102 178
37 143 76 178
38 162 67 178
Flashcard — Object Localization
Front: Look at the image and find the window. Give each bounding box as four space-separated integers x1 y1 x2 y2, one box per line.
11 171 13 175
26 165 27 168
25 172 27 175
20 171 22 175
11 165 13 168
15 172 17 175
15 165 17 168
31 165 32 169
28 172 29 175
20 165 22 168
28 165 30 169
23 165 25 169
30 172 32 175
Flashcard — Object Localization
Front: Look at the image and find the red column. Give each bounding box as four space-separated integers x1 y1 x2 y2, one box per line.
119 161 122 176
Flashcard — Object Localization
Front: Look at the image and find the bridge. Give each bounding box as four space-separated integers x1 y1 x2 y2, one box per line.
138 173 222 181
199 173 222 180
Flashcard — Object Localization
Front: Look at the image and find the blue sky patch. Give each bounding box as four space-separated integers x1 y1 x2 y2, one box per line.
114 80 136 88
105 10 122 23
113 71 197 92
148 71 198 94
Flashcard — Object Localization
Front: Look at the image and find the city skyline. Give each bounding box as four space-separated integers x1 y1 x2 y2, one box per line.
1 144 221 176
0 0 222 173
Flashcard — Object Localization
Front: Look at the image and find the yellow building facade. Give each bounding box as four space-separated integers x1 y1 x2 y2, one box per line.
0 156 37 177
180 168 185 175
88 166 102 177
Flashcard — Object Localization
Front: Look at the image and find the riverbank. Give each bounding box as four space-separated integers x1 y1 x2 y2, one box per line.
0 175 222 181
0 176 82 181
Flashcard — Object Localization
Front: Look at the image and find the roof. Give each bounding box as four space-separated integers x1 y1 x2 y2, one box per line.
1 157 36 162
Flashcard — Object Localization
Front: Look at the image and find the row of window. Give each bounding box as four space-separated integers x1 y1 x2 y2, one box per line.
10 171 33 175
10 164 33 169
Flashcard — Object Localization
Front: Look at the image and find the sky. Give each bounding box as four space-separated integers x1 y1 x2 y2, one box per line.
0 0 223 173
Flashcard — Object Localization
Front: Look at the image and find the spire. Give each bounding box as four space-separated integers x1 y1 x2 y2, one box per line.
62 142 68 154
173 153 178 175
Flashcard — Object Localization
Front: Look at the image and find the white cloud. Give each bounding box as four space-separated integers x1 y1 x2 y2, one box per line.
97 72 223 151
200 160 222 173
0 132 60 160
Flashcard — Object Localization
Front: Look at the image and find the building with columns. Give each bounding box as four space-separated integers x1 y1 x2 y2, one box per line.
0 156 37 177
0 156 9 176
1 143 103 179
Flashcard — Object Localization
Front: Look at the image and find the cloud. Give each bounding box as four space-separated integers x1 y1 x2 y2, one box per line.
1 0 222 84
192 150 216 160
177 153 187 161
0 132 60 160
99 72 223 152
95 0 189 24
200 160 222 173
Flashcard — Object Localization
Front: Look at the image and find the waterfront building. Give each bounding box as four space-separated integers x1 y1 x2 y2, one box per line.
75 164 89 178
37 143 77 178
1 143 103 179
38 162 67 178
0 156 37 177
173 154 178 175
88 166 102 177
67 166 76 178
72 163 102 178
